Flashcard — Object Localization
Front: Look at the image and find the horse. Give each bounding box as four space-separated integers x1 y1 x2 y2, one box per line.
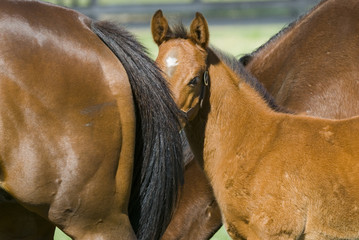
152 11 359 240
154 1 359 238
0 1 184 240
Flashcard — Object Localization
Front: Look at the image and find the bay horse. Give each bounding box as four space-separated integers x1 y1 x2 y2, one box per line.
153 11 359 240
0 1 184 240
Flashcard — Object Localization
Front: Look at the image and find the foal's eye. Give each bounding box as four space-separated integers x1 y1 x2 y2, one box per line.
188 76 200 87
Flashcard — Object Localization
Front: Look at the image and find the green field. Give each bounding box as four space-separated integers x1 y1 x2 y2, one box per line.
52 22 284 240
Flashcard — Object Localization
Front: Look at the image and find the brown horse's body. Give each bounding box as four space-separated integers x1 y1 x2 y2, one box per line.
155 1 359 238
0 1 183 240
153 9 359 240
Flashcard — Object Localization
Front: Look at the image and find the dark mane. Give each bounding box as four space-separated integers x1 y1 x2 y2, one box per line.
240 0 328 65
211 47 290 113
91 21 184 240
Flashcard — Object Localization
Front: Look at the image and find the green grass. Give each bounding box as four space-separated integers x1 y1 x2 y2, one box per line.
51 22 283 240
211 226 232 240
54 228 71 240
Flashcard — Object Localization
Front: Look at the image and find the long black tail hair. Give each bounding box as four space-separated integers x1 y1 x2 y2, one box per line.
91 21 184 240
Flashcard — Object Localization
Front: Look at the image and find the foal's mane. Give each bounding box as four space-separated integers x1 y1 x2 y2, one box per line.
240 0 328 65
211 47 290 113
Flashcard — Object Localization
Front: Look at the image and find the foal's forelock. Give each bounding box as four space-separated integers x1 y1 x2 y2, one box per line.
166 24 189 40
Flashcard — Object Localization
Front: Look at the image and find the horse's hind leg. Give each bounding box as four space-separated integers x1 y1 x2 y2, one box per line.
0 201 55 240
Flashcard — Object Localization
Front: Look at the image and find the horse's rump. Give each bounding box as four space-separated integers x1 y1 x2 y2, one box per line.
0 1 184 240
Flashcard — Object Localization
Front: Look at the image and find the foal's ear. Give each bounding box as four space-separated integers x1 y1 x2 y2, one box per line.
190 12 209 49
151 10 171 46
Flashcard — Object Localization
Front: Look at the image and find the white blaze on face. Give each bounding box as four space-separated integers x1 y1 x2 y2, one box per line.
164 50 179 77
166 57 178 68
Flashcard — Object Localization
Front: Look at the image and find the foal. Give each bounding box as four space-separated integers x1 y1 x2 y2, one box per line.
154 11 359 240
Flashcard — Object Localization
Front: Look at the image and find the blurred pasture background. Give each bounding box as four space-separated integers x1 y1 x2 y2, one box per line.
43 0 319 239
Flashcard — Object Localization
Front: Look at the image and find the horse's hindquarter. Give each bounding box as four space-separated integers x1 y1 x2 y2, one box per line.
0 1 135 235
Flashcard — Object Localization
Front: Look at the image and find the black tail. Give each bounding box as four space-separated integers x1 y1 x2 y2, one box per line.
91 21 184 240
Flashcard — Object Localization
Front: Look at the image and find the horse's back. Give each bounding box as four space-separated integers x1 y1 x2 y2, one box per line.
246 0 359 119
0 1 136 238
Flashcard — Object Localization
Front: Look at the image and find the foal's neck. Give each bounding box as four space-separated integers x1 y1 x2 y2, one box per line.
208 51 276 127
189 51 281 175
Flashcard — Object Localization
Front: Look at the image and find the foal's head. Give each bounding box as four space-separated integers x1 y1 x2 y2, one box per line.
151 10 210 122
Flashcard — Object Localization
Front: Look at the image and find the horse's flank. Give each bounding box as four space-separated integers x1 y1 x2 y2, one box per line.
0 3 137 237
